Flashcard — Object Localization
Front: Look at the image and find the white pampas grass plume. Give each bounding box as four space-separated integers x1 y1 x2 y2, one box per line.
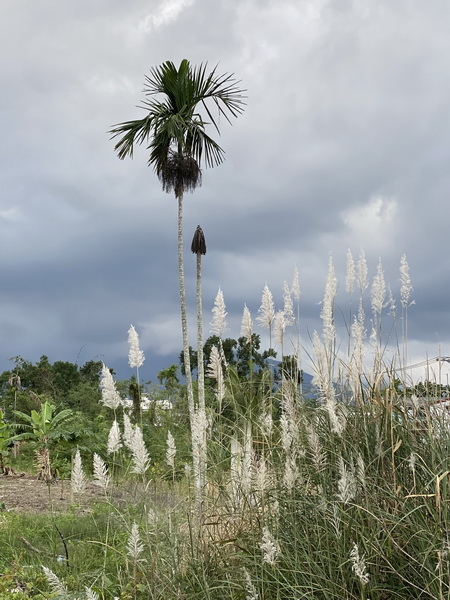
400 254 413 308
356 453 366 490
283 453 299 492
260 527 280 565
85 588 99 600
371 259 386 317
258 410 273 438
337 455 356 504
345 249 355 296
273 310 286 347
210 287 228 337
166 430 176 469
207 345 225 405
128 325 145 368
123 413 134 450
253 454 269 499
256 284 275 329
71 447 86 494
350 542 370 585
321 255 337 348
291 265 301 301
357 249 368 294
100 363 121 410
93 453 110 491
242 568 258 600
240 304 253 342
283 281 295 325
107 420 122 455
127 522 144 561
42 566 68 596
131 426 150 474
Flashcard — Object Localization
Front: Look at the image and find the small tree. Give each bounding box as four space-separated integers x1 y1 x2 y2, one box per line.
13 401 73 482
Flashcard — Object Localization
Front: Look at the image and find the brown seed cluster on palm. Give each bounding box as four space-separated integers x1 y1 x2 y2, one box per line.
160 152 202 200
191 225 206 255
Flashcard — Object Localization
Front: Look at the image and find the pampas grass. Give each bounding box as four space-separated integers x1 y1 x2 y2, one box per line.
20 251 450 600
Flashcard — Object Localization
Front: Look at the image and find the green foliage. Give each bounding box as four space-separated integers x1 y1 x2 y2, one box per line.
0 357 103 420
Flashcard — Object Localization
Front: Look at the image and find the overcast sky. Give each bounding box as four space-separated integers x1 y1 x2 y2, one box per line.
1 0 450 384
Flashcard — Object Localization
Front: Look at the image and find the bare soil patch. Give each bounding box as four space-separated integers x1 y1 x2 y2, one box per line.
0 474 104 513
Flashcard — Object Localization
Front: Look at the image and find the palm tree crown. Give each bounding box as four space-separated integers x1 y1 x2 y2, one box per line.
110 59 245 198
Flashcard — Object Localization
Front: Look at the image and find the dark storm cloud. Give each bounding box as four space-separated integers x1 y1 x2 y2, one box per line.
1 0 450 379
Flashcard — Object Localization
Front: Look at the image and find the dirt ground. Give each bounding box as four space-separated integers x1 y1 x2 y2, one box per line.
0 473 105 513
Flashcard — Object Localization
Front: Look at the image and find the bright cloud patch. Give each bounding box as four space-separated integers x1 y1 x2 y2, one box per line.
342 195 398 245
139 0 195 31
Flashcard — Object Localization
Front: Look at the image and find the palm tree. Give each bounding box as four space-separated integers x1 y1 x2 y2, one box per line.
110 60 245 425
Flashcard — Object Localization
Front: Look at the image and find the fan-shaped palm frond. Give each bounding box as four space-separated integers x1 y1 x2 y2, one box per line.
110 59 246 195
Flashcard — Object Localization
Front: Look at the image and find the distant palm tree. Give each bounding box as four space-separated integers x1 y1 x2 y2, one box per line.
110 59 245 423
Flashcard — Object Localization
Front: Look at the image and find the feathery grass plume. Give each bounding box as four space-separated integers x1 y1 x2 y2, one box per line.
311 330 343 435
273 310 286 348
349 299 366 398
123 412 134 450
93 453 110 490
291 264 301 301
356 453 366 491
42 566 68 596
166 430 176 469
306 422 325 473
400 253 413 308
210 287 228 337
370 260 386 373
371 259 386 317
127 522 144 561
258 409 273 438
128 324 145 368
100 363 121 410
71 447 86 495
253 454 269 500
321 254 337 349
345 248 355 296
280 386 299 454
283 453 299 492
240 304 253 342
85 588 99 600
242 568 258 600
357 249 368 294
260 526 280 565
206 344 225 405
350 542 370 585
337 455 356 504
283 281 295 325
257 284 275 330
131 425 150 474
107 419 122 455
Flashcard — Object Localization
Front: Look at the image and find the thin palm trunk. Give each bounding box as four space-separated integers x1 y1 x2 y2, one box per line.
196 251 205 416
177 194 203 510
196 250 207 490
177 193 195 422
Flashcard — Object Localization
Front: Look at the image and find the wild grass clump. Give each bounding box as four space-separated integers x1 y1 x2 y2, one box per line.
3 252 450 599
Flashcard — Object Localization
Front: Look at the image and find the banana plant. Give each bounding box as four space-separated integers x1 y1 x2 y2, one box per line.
13 400 73 482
